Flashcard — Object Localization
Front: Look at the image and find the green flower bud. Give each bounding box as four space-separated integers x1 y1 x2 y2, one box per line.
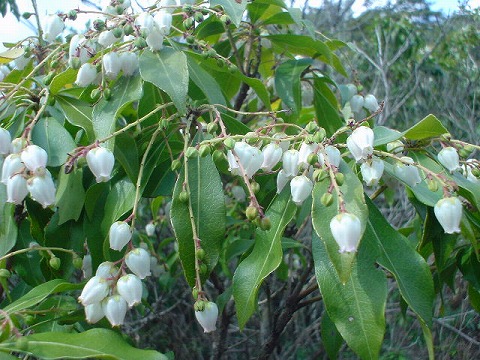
207 122 218 134
123 24 134 36
70 57 81 69
207 48 217 58
112 27 123 38
183 17 194 30
68 10 78 20
179 190 189 203
320 192 333 207
73 256 83 269
93 19 105 31
213 149 226 163
313 128 326 143
220 14 231 25
192 287 199 300
200 263 208 275
223 138 236 150
51 59 59 68
185 147 199 158
228 63 237 73
199 144 211 157
427 179 439 192
183 4 194 15
0 269 10 278
251 181 260 194
171 159 182 171
90 88 101 102
259 217 271 231
194 300 205 312
313 168 327 182
134 37 147 49
186 35 195 44
49 257 61 270
116 5 124 14
196 248 206 260
335 172 345 186
22 12 33 19
194 12 204 22
305 121 319 133
472 168 480 177
103 88 112 101
307 153 317 166
246 206 258 221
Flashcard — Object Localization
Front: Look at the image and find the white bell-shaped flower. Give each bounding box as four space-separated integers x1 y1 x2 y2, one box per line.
86 146 115 183
290 175 313 205
6 174 28 205
98 30 117 47
0 128 11 155
232 142 264 179
15 56 30 71
282 149 299 177
344 83 357 101
21 145 48 173
360 158 384 186
273 132 289 152
364 94 380 112
276 169 290 194
69 35 90 66
463 159 479 184
393 157 422 187
227 150 240 176
76 63 97 87
135 12 155 32
298 142 318 168
386 140 404 154
82 254 92 279
78 275 110 306
27 171 56 208
349 94 364 113
159 0 178 13
109 221 132 251
10 138 26 154
85 302 105 323
117 274 143 307
438 147 460 172
102 295 128 327
103 52 121 80
434 197 462 234
43 15 65 42
330 212 363 253
119 53 139 76
95 261 118 283
125 248 151 279
261 143 282 172
1 154 24 184
346 126 374 162
146 28 164 51
195 301 218 333
318 145 341 168
145 223 156 236
153 10 172 35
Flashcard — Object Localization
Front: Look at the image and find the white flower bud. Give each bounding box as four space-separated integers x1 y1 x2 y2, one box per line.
103 52 121 80
85 302 105 323
135 12 155 32
276 169 290 194
102 295 127 326
261 143 282 172
86 146 115 183
78 275 110 306
386 140 404 154
76 63 97 87
364 94 380 112
6 174 28 204
330 212 363 253
273 132 289 152
146 28 164 51
153 10 172 35
27 171 56 208
393 156 422 187
345 83 357 101
195 301 218 333
20 145 48 173
282 149 299 177
346 126 374 162
109 221 132 251
434 197 462 234
349 94 364 113
360 158 384 186
117 274 143 307
43 15 65 42
145 223 156 237
438 147 460 172
98 30 117 47
290 175 313 205
231 142 264 178
82 254 92 279
125 248 151 279
1 154 24 184
0 128 11 155
10 137 26 154
298 142 319 168
119 53 139 76
95 261 118 282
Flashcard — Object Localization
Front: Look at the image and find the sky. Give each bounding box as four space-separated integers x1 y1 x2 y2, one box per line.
0 0 478 52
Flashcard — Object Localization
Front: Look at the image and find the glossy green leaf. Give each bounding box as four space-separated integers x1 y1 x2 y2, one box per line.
0 185 17 257
0 48 23 64
275 58 312 114
100 178 136 234
266 34 332 61
56 95 95 141
55 167 85 225
49 68 77 95
313 232 386 360
0 329 168 360
114 133 139 184
92 75 143 150
313 75 342 136
321 311 343 359
13 220 45 286
403 114 448 140
186 55 226 105
373 126 403 146
210 0 247 27
232 188 297 329
139 49 188 115
31 117 76 167
170 155 226 287
138 82 166 128
311 161 368 283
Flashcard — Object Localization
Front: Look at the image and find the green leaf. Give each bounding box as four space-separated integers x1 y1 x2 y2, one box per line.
210 0 247 27
101 178 136 234
313 232 386 360
373 126 403 146
55 167 86 225
114 133 139 184
56 95 95 141
232 188 297 329
0 329 168 360
266 34 332 61
170 155 226 287
403 114 448 140
275 58 312 114
321 312 343 360
3 279 80 314
13 220 45 286
365 198 434 327
0 184 17 257
186 55 226 105
139 49 188 115
49 68 77 95
0 47 23 64
92 75 143 150
311 161 368 283
31 117 76 167
313 75 342 136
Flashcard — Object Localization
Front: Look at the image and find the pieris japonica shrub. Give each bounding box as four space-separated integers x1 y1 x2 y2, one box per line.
0 0 479 359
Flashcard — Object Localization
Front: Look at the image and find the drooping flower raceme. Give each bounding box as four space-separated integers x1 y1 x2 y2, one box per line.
434 197 462 234
125 248 151 279
21 145 48 174
437 147 460 172
195 301 218 333
330 212 363 253
102 295 128 326
43 15 65 42
117 274 143 307
290 175 313 205
346 126 374 162
86 146 115 182
360 158 384 186
109 221 132 251
76 63 97 87
393 156 422 187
